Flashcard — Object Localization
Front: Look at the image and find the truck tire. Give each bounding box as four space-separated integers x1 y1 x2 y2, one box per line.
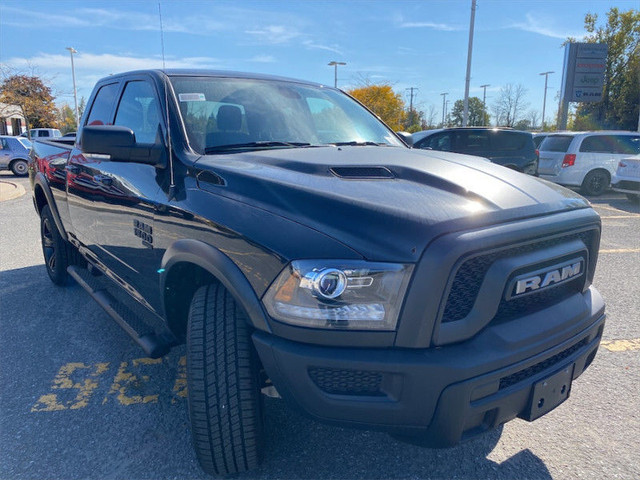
187 283 263 475
581 170 610 196
10 159 28 176
40 205 69 285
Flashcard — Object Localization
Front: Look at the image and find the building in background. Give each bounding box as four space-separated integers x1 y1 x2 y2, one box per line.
0 103 27 135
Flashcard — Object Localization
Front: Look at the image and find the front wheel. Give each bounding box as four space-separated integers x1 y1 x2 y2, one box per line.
187 284 264 475
10 159 28 176
581 170 610 196
40 205 69 285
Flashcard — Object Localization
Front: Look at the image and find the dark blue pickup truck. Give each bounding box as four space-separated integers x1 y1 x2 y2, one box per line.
30 69 605 476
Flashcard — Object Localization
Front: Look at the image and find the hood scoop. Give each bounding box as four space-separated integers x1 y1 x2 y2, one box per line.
330 166 395 179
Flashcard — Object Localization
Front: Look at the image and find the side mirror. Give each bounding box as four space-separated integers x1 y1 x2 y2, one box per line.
396 131 414 147
81 125 165 166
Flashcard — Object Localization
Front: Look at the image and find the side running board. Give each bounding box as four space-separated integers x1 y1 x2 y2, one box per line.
67 265 175 358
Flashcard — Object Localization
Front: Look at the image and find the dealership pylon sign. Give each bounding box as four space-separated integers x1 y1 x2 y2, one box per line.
558 42 608 129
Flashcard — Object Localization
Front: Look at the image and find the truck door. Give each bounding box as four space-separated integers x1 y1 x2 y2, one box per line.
68 77 167 314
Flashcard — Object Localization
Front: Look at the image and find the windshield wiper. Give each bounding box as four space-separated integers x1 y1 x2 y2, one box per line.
330 141 391 147
204 141 313 154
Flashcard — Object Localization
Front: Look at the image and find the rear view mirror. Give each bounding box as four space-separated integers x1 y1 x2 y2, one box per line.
81 125 165 166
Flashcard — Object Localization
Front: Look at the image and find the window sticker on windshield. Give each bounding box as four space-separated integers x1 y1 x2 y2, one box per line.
178 93 206 102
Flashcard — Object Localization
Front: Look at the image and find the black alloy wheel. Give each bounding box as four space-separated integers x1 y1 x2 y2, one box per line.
581 170 610 196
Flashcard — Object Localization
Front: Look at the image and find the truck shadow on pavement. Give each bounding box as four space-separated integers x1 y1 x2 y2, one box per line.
0 264 552 480
246 397 553 479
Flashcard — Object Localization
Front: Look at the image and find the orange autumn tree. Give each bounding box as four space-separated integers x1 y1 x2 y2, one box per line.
347 83 407 131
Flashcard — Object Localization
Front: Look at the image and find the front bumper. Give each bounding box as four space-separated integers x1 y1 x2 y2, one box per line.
253 287 605 446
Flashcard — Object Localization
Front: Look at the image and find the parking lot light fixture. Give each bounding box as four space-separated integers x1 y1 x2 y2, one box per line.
328 61 346 88
540 71 554 131
66 47 79 129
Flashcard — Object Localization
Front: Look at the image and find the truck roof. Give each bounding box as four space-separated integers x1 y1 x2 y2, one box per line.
98 69 328 89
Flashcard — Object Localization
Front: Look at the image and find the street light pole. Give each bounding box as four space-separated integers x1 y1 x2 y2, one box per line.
539 71 554 131
462 0 477 127
480 84 490 125
66 47 79 129
440 92 448 126
328 61 346 88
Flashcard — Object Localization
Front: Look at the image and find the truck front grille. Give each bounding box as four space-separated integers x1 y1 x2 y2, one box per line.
441 229 598 324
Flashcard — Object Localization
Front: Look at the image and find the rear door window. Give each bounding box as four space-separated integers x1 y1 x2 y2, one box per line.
421 132 454 151
454 130 490 153
579 135 615 153
540 135 574 152
612 135 640 154
495 131 528 151
86 82 120 126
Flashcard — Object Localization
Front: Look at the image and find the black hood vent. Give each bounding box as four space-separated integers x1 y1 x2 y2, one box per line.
330 166 395 179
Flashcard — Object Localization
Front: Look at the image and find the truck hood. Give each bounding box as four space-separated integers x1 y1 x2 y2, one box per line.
194 146 591 262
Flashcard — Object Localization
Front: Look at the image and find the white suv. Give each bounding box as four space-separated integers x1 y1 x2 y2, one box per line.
538 131 640 196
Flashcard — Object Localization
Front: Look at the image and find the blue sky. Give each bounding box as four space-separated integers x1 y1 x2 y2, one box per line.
1 0 636 126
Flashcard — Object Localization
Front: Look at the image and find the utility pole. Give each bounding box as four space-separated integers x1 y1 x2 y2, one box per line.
406 87 418 113
444 100 451 127
480 84 490 125
406 87 418 126
66 47 79 129
539 71 554 131
328 61 346 88
440 92 448 126
462 0 477 127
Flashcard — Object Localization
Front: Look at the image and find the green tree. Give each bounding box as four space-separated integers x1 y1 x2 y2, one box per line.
0 74 58 129
571 8 640 131
57 104 76 133
348 84 407 131
450 97 489 126
78 96 86 121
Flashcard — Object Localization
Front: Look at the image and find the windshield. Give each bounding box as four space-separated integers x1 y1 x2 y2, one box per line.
170 76 403 154
18 138 32 149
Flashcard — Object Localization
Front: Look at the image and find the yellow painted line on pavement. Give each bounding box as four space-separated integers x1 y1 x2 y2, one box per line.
599 248 640 254
601 215 640 219
601 339 640 352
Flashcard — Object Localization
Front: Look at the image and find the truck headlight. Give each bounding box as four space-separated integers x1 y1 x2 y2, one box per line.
262 260 413 330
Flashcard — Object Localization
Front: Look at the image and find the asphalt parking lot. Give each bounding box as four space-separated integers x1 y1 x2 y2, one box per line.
0 172 638 480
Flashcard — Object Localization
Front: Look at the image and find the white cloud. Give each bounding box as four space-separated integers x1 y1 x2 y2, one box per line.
245 25 301 44
399 21 461 31
3 52 227 102
509 13 585 39
5 53 224 72
302 40 343 55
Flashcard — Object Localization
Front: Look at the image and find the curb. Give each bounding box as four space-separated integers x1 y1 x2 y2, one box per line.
0 180 26 202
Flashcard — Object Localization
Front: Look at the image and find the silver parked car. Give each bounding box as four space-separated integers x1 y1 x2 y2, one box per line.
0 135 32 176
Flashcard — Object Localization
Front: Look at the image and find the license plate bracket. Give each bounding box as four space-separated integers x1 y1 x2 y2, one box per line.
521 364 574 421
